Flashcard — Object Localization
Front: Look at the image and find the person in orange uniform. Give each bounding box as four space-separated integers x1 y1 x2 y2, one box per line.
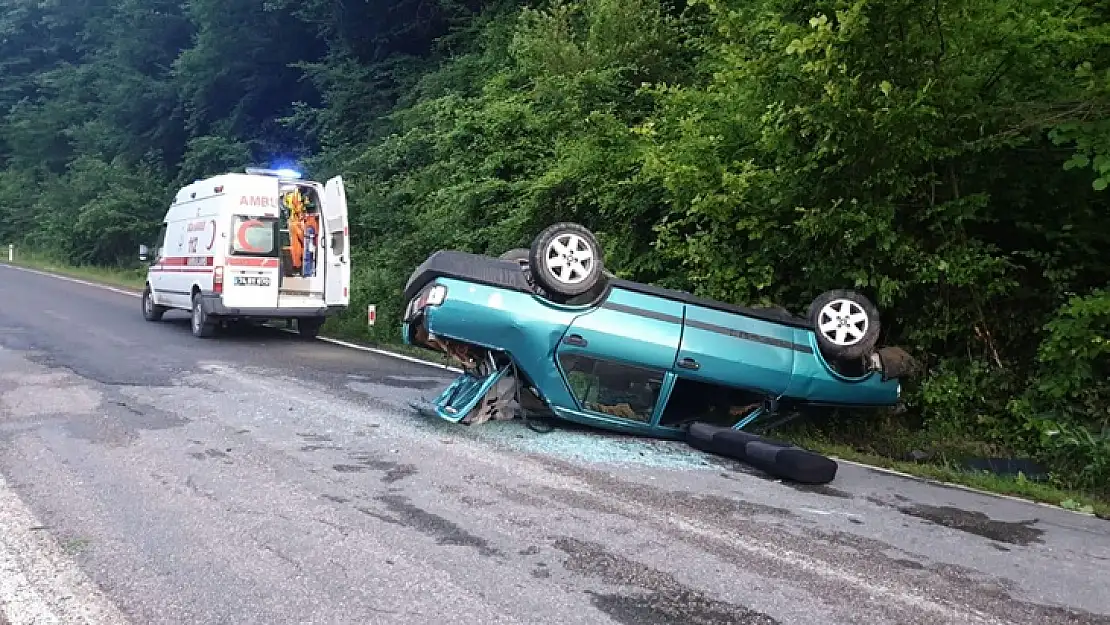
285 190 305 275
283 188 321 277
302 210 319 276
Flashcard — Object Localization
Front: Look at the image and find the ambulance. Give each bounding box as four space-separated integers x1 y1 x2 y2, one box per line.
139 167 350 338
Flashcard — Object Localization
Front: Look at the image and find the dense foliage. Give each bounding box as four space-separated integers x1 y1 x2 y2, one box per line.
0 0 1106 492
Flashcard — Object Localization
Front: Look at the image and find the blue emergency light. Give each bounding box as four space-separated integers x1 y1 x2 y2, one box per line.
245 166 303 179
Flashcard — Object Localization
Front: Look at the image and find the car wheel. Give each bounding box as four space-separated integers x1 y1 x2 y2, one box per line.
190 293 216 338
528 222 606 300
142 285 167 322
806 289 880 362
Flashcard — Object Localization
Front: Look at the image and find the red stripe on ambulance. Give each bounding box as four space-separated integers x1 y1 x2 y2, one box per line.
150 256 215 273
226 257 279 268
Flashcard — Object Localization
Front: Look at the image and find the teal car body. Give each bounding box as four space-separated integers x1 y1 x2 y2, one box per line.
401 249 908 439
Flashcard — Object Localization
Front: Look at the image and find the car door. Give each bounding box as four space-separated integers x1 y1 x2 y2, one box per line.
675 305 799 397
159 219 191 309
148 222 169 302
321 176 350 307
221 214 281 309
554 289 684 425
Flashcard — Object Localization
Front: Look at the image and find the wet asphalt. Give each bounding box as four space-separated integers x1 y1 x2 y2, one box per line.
0 263 1108 625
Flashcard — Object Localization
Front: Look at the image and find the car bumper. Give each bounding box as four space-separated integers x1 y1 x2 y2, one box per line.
200 292 343 318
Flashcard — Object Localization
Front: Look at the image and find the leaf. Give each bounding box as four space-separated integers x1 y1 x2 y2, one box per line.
1094 177 1108 191
879 80 892 96
1063 154 1089 170
1094 155 1110 174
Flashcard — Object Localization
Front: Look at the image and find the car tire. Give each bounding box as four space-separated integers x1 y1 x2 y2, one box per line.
142 285 167 322
528 222 606 300
297 317 324 339
190 292 215 338
806 289 881 362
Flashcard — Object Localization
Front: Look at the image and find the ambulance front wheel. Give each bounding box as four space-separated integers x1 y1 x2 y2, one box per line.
142 285 167 322
190 292 216 338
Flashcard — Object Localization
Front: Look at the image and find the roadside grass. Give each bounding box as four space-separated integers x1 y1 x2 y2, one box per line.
790 430 1110 519
4 254 1107 518
5 252 146 290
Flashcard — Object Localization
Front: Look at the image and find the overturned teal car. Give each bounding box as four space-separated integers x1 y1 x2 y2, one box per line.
402 222 914 440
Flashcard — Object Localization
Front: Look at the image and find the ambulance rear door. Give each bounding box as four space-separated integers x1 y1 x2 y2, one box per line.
321 175 350 308
220 178 282 310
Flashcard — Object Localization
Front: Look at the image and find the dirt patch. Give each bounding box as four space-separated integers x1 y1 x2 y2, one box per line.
897 504 1044 546
344 452 419 484
333 464 366 473
554 537 779 625
363 494 503 558
189 448 231 462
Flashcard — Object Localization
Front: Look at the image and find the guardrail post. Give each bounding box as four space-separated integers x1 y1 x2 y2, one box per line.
7 244 11 262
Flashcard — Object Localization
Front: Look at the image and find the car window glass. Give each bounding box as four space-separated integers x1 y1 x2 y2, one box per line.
558 353 663 422
153 224 167 262
231 216 278 256
659 378 764 428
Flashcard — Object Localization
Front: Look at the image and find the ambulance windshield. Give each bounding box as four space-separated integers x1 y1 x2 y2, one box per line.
230 215 279 256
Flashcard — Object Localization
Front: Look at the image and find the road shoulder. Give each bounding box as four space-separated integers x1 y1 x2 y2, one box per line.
0 469 129 625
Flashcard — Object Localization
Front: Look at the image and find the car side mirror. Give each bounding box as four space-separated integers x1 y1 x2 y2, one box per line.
138 244 149 262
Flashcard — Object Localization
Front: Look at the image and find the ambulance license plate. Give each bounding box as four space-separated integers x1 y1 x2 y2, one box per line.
234 276 271 287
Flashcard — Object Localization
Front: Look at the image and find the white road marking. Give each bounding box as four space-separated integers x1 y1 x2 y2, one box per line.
313 335 460 372
0 471 130 624
0 262 1094 517
799 508 865 522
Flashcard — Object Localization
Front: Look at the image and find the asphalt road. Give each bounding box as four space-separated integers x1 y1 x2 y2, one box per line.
0 264 1108 625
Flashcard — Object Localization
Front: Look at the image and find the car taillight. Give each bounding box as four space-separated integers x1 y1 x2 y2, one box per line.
213 265 224 294
408 284 448 321
425 285 447 306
